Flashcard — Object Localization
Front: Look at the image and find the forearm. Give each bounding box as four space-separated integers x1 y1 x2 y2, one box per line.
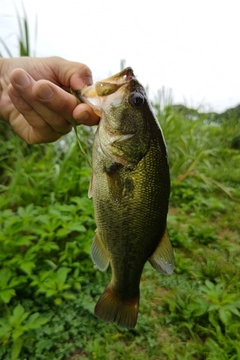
0 58 11 122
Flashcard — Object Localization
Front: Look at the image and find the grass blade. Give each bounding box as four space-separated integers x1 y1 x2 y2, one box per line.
70 119 92 167
0 38 13 57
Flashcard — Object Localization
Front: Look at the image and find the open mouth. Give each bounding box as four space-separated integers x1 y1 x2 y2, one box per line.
94 67 135 97
75 67 137 117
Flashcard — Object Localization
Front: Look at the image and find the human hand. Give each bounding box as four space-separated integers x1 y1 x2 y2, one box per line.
0 56 99 144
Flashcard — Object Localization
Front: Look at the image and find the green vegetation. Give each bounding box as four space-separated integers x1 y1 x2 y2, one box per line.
1 9 240 358
0 98 239 359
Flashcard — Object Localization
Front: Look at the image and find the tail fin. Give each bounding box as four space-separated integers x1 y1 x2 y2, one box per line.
94 284 139 328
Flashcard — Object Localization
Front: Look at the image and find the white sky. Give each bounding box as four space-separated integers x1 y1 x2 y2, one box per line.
1 0 240 112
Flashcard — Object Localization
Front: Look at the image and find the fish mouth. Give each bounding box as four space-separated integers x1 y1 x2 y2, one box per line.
77 67 136 116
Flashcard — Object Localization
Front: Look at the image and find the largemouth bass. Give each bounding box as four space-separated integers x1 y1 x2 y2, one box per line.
78 67 174 328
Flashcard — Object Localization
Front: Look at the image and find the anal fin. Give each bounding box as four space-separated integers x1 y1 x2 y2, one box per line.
149 229 174 275
91 231 109 271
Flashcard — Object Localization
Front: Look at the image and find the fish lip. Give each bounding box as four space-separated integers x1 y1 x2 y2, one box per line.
96 67 136 89
101 67 135 85
94 67 135 94
115 67 135 83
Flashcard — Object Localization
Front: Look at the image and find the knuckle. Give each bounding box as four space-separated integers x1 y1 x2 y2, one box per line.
15 97 34 114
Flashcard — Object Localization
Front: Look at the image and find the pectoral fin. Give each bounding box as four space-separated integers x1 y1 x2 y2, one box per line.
91 231 109 271
149 229 174 275
88 172 93 198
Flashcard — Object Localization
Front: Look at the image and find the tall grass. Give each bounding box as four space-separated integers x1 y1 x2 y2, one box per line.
0 4 37 57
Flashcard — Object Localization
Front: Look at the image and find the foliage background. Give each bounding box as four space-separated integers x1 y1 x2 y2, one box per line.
0 9 240 360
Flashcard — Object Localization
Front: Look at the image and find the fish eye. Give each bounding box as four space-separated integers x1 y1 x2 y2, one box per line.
128 92 145 108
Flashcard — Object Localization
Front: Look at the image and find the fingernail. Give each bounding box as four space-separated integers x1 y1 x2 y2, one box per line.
14 71 31 87
75 111 90 124
37 84 54 100
82 76 93 87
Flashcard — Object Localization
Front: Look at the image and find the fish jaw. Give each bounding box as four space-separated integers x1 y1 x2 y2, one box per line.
76 67 136 118
94 67 135 87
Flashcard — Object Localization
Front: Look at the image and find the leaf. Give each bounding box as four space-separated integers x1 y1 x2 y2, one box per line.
35 214 51 224
68 222 86 233
189 299 209 317
45 289 56 297
19 261 36 275
17 206 25 218
12 328 25 341
219 308 231 326
15 235 36 246
205 279 215 290
25 313 50 329
0 321 12 340
56 267 71 285
29 316 50 329
13 304 25 320
55 204 76 212
208 304 219 312
24 312 39 326
44 260 57 269
10 304 29 327
62 292 76 300
0 268 12 286
56 227 72 238
0 289 16 304
228 307 240 317
11 338 23 360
